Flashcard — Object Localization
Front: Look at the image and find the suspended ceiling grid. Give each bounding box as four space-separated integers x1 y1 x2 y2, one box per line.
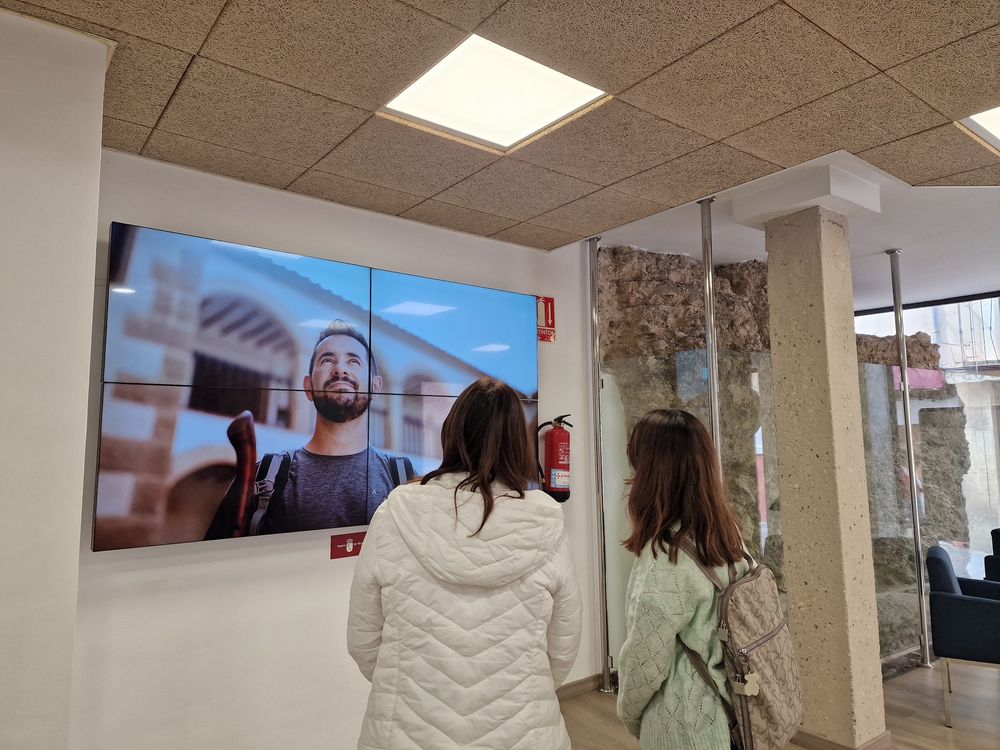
4 0 999 250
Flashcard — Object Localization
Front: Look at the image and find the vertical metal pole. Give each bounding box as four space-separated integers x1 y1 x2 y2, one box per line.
886 249 933 667
699 197 722 455
587 236 614 693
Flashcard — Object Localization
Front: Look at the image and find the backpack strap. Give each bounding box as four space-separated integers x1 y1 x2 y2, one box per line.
680 539 759 582
677 539 755 749
386 454 414 488
677 539 727 591
681 642 743 747
249 451 291 535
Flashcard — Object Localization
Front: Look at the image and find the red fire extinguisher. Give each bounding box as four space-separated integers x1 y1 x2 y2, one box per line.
537 414 572 502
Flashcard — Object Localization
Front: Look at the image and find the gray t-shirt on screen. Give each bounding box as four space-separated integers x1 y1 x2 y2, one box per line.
265 447 395 532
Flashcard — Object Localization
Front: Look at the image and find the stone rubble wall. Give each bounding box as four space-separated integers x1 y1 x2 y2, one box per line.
597 246 768 360
597 245 972 653
856 332 940 369
597 246 770 561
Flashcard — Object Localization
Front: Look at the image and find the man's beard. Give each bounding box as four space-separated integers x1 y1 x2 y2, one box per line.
311 378 371 423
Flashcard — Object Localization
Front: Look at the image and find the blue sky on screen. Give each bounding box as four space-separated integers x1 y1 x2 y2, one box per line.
126 229 371 311
120 228 536 395
373 270 538 395
207 239 372 311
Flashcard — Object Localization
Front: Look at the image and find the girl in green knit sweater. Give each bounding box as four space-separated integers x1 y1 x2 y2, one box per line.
617 409 749 750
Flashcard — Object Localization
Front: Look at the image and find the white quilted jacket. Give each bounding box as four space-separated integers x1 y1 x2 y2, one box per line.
346 474 582 750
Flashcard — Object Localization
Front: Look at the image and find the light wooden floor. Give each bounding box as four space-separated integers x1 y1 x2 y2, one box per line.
560 661 1000 749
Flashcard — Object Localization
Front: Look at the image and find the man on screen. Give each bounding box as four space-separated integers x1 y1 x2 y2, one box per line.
205 320 412 538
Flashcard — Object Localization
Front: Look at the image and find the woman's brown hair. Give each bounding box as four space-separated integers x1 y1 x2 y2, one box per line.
421 377 534 535
622 409 744 566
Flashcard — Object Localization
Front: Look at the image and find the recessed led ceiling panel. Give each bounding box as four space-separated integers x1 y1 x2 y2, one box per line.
385 35 605 150
965 105 1000 150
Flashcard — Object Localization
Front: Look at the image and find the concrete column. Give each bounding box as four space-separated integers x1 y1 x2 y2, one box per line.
766 206 888 749
0 10 107 749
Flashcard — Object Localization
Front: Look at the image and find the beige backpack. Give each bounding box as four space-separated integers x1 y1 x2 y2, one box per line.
679 541 803 750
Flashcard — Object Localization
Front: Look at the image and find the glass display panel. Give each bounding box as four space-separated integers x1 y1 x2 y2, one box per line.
370 269 538 398
369 393 539 484
104 223 373 390
95 383 375 550
95 223 541 551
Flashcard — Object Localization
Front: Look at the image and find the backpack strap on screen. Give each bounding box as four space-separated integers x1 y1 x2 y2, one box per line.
386 454 414 488
249 451 291 535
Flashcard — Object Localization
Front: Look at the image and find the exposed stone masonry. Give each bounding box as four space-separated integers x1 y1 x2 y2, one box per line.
597 246 771 560
857 331 940 370
597 244 972 656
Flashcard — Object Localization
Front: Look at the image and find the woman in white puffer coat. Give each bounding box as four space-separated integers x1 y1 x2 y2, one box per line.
347 377 582 750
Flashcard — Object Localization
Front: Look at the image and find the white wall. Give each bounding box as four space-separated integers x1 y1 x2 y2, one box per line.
72 151 600 749
538 240 604 689
0 12 108 750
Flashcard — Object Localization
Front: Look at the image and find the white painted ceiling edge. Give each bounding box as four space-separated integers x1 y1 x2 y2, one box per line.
595 151 1000 312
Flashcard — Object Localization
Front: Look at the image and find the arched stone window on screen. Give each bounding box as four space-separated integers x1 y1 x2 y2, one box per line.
188 294 297 428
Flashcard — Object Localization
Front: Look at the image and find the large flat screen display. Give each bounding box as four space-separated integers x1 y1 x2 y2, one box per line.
95 223 538 551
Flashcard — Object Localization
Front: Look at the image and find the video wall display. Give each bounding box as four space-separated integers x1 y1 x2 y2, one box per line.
95 223 538 551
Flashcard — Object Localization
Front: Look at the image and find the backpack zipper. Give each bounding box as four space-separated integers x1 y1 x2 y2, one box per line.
719 563 763 618
721 570 786 750
736 616 788 659
717 564 784 657
717 564 765 645
728 617 786 750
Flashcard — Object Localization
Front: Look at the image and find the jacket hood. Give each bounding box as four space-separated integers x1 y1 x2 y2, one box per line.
386 474 566 588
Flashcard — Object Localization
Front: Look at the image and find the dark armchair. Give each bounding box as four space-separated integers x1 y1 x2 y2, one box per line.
926 545 1000 727
985 528 1000 582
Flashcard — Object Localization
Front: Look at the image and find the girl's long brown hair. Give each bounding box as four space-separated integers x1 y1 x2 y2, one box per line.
622 409 744 566
421 377 534 535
